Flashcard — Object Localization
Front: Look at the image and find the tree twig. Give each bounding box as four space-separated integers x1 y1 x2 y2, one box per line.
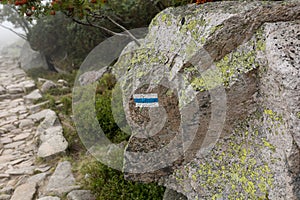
75 15 141 46
106 16 140 46
0 24 27 40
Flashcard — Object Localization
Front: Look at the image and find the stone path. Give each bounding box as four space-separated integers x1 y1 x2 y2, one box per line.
0 56 95 200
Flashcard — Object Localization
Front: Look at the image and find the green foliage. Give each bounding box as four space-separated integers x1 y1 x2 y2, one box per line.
61 95 72 115
28 13 105 71
26 67 77 86
43 93 57 110
81 159 165 200
95 73 129 143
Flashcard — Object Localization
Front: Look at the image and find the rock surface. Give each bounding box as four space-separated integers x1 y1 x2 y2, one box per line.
45 161 80 196
37 197 61 200
78 66 110 86
19 42 48 71
41 80 57 93
24 89 43 102
108 1 300 199
11 182 37 200
163 189 187 200
36 109 68 158
67 190 96 200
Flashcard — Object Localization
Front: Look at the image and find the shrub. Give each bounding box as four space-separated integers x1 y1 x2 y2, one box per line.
95 73 130 143
81 160 165 200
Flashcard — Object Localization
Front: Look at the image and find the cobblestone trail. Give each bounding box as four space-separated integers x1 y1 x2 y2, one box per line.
0 56 95 200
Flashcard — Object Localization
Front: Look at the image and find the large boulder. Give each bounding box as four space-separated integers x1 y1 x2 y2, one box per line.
109 1 300 199
19 42 48 71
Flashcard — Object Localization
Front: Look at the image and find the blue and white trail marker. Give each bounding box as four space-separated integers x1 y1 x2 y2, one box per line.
133 93 159 107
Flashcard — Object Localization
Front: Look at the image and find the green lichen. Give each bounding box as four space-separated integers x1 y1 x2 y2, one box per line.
180 17 207 42
128 48 165 69
210 24 224 35
264 108 284 134
160 13 173 26
296 112 300 119
191 69 223 92
149 14 160 29
256 27 266 51
185 115 276 199
190 25 267 92
161 13 168 22
264 109 283 123
191 45 258 91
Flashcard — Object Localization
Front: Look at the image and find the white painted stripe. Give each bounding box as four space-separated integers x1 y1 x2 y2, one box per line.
135 102 159 108
133 93 158 99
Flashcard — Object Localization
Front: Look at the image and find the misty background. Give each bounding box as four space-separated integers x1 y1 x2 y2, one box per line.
0 22 23 51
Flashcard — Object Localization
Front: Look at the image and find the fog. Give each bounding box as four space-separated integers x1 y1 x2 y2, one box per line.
0 22 23 50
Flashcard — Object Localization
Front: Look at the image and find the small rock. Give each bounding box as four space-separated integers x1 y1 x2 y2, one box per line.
19 119 34 129
2 124 16 132
37 197 61 200
0 85 5 95
0 186 14 194
8 87 23 95
0 127 7 134
67 190 96 200
37 134 68 158
37 78 47 83
9 158 26 165
57 79 68 86
0 94 10 100
4 141 25 149
28 109 51 122
22 80 36 92
163 189 187 200
28 101 49 114
24 89 42 101
0 174 10 178
0 155 17 163
26 172 48 186
46 161 80 196
78 67 109 86
0 194 10 200
41 80 57 93
5 166 35 175
10 128 22 135
36 110 60 132
0 137 12 144
34 165 51 173
11 182 37 200
13 132 31 141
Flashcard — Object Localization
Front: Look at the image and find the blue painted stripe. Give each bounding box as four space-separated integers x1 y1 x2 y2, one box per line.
134 98 158 103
